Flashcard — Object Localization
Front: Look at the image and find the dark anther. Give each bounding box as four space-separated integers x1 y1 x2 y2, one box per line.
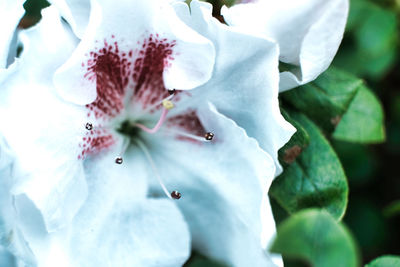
115 157 123 164
85 122 93 131
171 191 182 200
168 89 176 95
204 132 214 141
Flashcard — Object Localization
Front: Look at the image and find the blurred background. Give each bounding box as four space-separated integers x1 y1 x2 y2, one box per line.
333 0 400 263
20 0 400 265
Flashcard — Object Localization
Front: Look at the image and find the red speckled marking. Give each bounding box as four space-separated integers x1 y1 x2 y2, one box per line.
167 110 206 142
78 34 201 159
84 40 131 120
78 34 178 158
78 128 115 159
132 34 177 109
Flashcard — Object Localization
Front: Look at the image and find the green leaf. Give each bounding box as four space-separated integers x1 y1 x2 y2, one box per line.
365 255 400 267
334 0 398 79
282 68 362 133
278 109 310 166
282 67 385 143
272 112 348 220
271 209 360 267
333 85 385 143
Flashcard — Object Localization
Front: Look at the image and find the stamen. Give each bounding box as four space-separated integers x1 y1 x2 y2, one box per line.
134 107 170 134
135 139 179 200
171 191 182 199
165 129 215 142
85 122 93 131
115 138 130 164
85 122 108 131
205 132 214 141
168 89 176 95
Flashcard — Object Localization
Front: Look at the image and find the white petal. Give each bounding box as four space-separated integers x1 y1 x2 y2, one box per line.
173 1 295 175
15 153 190 267
0 0 25 68
0 145 34 265
0 138 15 251
222 0 349 91
147 103 281 267
47 0 90 39
0 135 13 169
0 248 14 267
54 0 215 105
82 139 149 204
0 7 87 232
67 199 190 267
63 148 188 267
18 6 79 80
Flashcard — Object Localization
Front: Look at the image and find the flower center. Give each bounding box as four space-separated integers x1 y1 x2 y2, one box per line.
79 34 215 200
83 93 214 200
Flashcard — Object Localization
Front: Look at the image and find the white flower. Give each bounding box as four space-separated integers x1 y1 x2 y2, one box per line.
222 0 349 91
0 1 35 265
0 136 34 267
0 0 25 69
46 0 91 39
0 0 295 266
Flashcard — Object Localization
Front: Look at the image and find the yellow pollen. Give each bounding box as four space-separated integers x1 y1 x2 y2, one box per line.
162 100 174 110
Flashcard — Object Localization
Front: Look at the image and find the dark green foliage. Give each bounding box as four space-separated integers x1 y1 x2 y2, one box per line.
282 67 385 143
271 209 360 267
272 112 348 220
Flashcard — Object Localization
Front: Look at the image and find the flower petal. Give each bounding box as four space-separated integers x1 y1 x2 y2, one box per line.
54 0 215 105
18 6 79 78
0 7 87 232
222 0 349 91
15 150 190 267
67 199 190 267
0 138 34 265
0 0 25 68
0 135 13 170
147 103 282 267
173 1 295 175
0 249 14 267
47 0 90 38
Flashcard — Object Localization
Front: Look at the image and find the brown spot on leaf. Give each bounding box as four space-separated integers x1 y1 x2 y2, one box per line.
331 116 342 127
283 145 303 164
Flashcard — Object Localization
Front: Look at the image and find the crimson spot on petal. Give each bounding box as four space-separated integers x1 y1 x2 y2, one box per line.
78 128 115 160
133 34 177 109
167 110 206 143
84 39 132 120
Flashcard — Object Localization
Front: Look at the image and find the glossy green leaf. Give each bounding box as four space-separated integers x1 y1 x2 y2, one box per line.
272 112 348 220
271 209 360 267
333 85 385 143
366 255 400 267
282 68 362 132
282 67 385 143
278 109 310 166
